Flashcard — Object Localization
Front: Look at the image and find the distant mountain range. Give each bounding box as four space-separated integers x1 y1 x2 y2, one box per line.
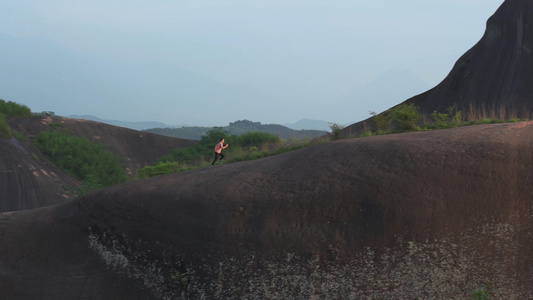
144 119 327 140
69 114 331 132
283 119 331 131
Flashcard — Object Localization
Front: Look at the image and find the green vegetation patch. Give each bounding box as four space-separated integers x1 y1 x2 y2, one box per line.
0 99 32 138
363 103 528 138
369 103 421 134
143 128 286 177
469 283 498 300
139 161 180 178
0 99 32 118
36 131 127 194
0 114 10 138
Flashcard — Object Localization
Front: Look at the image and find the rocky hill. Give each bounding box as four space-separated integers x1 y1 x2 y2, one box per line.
1 115 197 212
1 121 532 298
344 0 533 136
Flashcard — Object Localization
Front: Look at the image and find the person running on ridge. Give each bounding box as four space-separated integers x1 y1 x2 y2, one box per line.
212 138 229 165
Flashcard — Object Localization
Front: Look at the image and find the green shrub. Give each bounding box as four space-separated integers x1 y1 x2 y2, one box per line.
328 123 345 141
370 110 393 133
36 131 127 194
163 145 208 166
388 103 421 132
0 99 32 118
429 104 463 129
139 161 180 178
50 122 63 129
431 110 449 125
0 100 32 138
236 131 280 147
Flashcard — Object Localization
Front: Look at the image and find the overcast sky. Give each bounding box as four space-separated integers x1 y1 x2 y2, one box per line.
0 0 504 127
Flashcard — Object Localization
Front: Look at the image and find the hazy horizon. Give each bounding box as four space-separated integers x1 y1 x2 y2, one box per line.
0 1 504 127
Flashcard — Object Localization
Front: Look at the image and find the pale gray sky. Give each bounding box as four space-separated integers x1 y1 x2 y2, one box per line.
0 0 504 126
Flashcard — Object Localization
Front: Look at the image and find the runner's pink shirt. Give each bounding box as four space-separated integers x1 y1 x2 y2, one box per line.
214 142 224 153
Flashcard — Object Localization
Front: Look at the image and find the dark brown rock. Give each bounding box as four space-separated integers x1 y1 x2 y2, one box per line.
0 136 80 212
1 122 532 298
344 0 533 136
409 0 533 117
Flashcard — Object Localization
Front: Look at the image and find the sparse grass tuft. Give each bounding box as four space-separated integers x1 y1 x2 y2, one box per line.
0 114 11 138
469 283 498 300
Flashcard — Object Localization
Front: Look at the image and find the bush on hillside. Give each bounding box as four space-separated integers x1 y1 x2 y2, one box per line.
388 103 421 132
328 123 345 140
236 131 280 148
0 100 32 139
370 110 393 134
139 161 180 178
429 104 463 129
369 103 421 134
200 127 233 148
0 99 32 118
36 131 127 194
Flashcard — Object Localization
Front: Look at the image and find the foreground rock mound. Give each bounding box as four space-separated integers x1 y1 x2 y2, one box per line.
1 122 532 299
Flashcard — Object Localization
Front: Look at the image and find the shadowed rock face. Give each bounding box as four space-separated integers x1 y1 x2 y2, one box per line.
0 137 80 212
0 115 197 212
1 122 532 299
344 0 533 136
409 0 533 116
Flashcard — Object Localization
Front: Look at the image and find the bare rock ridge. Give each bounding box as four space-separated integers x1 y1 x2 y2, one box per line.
345 0 533 136
1 121 533 298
